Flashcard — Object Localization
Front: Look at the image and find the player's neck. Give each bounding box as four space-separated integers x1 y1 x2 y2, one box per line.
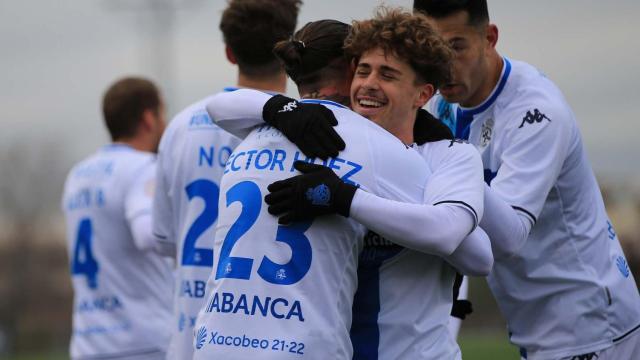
375 115 414 145
114 136 154 154
236 72 286 94
299 83 350 106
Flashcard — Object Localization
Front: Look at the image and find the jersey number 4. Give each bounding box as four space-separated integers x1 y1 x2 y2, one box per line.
71 218 99 289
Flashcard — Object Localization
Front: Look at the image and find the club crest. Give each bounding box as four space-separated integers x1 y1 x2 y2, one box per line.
306 184 331 206
480 118 494 148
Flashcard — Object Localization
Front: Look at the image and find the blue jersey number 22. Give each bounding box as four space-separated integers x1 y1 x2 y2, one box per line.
182 179 219 267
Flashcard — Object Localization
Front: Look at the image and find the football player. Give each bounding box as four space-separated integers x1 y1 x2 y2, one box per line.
62 77 172 360
416 0 640 358
150 1 302 359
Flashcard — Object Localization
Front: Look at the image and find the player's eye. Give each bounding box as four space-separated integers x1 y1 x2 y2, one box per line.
381 73 395 80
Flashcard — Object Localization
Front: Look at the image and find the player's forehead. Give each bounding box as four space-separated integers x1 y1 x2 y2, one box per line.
429 10 477 41
356 47 413 76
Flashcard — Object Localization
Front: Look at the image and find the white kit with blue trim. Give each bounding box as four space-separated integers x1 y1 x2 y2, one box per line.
193 99 430 360
428 58 640 359
152 89 242 359
62 144 173 360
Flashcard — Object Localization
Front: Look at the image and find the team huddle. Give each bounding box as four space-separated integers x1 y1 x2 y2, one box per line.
61 1 640 360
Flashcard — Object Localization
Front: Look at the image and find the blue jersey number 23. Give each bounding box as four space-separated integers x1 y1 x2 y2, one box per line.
216 181 312 285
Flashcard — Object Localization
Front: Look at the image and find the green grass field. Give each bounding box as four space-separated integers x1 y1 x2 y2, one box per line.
1 334 519 360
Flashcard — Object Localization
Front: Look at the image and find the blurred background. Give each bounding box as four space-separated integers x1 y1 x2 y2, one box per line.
0 0 638 359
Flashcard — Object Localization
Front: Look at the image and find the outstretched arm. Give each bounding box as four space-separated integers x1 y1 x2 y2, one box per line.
445 227 493 276
206 89 344 159
481 184 532 259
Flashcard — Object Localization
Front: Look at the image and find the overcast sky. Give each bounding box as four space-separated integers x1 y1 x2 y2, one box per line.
1 0 639 180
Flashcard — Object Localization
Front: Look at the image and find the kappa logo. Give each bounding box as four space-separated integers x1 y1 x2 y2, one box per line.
195 326 207 350
278 101 298 113
518 109 551 128
306 184 331 206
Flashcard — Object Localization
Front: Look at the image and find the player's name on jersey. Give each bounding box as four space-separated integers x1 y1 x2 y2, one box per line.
188 111 216 129
180 279 207 299
198 145 234 169
224 147 363 186
204 291 304 322
73 159 114 178
65 187 106 211
74 295 123 314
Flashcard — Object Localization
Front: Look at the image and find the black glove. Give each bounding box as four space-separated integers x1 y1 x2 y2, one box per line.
414 109 453 145
265 161 358 224
450 273 473 320
263 95 346 160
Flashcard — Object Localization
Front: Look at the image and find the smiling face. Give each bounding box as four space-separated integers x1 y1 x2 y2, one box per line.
350 47 433 138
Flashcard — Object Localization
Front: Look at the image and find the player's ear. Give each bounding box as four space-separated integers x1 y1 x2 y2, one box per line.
414 83 435 109
140 109 156 133
225 45 237 65
485 23 498 49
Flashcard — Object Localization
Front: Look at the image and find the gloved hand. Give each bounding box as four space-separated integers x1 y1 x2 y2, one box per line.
263 95 346 159
265 160 358 224
414 108 453 145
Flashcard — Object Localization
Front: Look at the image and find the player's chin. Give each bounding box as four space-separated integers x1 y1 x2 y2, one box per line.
439 84 465 103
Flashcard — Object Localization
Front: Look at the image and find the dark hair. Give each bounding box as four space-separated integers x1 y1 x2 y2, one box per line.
220 0 302 77
273 20 351 86
102 77 160 141
344 8 453 88
413 0 489 26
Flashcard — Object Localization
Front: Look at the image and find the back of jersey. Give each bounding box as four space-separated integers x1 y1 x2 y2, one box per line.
62 145 173 359
152 94 241 359
193 101 429 360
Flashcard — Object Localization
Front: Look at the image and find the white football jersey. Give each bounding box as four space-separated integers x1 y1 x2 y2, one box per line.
428 57 640 359
193 100 430 360
152 91 242 359
62 144 173 360
351 139 483 360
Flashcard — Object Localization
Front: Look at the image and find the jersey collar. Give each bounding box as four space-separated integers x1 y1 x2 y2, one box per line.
458 57 512 117
224 86 281 96
300 99 349 109
102 143 135 152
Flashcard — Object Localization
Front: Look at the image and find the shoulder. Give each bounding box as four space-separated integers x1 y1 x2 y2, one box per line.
117 150 156 175
496 59 574 132
420 139 480 166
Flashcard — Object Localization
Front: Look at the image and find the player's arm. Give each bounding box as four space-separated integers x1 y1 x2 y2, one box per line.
266 143 485 257
205 89 344 159
350 141 485 256
125 161 171 256
445 226 493 276
350 190 475 256
482 100 573 258
480 184 531 259
151 142 177 257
